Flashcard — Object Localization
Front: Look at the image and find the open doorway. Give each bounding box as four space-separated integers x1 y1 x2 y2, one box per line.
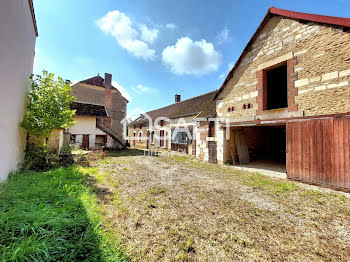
229 125 286 173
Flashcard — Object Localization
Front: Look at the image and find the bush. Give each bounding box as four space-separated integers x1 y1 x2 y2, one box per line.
22 143 59 172
59 146 75 167
73 152 90 167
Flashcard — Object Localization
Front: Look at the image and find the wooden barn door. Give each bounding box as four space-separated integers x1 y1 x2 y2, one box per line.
287 117 350 190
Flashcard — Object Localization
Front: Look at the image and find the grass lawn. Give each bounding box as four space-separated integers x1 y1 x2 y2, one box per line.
0 166 127 261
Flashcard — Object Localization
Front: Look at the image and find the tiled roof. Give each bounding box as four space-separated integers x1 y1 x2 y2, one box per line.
79 76 105 87
71 102 108 117
130 90 217 125
78 75 129 102
215 7 350 99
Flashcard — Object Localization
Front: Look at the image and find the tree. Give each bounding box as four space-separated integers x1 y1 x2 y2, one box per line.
21 70 76 138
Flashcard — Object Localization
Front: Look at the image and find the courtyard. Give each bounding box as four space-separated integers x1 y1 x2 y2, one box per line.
93 150 350 261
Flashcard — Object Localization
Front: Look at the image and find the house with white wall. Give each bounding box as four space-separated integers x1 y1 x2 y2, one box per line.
69 102 114 149
0 0 38 180
69 73 128 149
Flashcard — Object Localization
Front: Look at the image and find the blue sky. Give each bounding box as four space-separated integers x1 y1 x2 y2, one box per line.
33 0 349 119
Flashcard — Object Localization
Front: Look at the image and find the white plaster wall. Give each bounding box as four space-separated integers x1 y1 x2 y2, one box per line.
69 115 113 149
69 116 97 134
0 1 37 180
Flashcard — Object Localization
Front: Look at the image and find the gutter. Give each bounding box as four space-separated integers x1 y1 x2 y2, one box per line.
28 0 38 37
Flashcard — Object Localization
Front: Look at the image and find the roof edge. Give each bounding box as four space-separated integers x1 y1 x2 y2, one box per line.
214 6 350 100
270 7 350 28
28 0 38 37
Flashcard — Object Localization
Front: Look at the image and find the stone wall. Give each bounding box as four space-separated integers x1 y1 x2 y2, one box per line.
217 16 350 119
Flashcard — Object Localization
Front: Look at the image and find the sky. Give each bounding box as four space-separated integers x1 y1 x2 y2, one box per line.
33 0 350 119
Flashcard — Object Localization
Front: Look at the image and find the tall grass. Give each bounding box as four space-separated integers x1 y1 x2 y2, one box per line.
0 167 127 261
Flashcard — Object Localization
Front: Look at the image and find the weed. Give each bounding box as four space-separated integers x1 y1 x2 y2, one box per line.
0 167 128 261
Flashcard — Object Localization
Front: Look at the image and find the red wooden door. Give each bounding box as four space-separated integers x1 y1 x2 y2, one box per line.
82 135 89 149
287 117 350 190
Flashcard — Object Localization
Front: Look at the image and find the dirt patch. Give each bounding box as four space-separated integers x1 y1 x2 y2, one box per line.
92 151 350 261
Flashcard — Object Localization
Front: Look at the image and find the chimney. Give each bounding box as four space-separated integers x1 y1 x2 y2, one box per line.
175 94 181 103
104 73 112 88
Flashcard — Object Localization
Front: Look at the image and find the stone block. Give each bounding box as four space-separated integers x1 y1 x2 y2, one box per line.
322 71 339 81
295 78 309 88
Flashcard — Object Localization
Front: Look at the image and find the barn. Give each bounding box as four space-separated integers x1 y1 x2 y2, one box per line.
214 7 350 190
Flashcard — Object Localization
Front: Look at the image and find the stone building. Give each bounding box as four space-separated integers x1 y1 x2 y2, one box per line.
214 7 350 190
68 73 128 149
0 0 38 180
128 91 217 159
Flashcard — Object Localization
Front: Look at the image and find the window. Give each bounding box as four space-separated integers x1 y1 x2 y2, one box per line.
208 121 215 137
178 132 187 144
70 134 76 144
159 130 166 147
150 131 155 144
95 135 106 148
266 64 288 110
139 131 143 142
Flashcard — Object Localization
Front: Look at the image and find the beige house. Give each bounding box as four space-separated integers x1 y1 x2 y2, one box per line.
214 7 350 190
69 102 114 149
0 0 38 180
68 73 128 149
128 91 217 160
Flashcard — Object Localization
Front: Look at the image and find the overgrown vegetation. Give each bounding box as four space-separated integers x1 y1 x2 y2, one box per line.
21 70 75 138
20 70 76 172
0 166 127 261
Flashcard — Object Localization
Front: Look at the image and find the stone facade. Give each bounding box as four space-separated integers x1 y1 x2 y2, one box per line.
217 16 350 119
128 122 171 151
216 14 350 165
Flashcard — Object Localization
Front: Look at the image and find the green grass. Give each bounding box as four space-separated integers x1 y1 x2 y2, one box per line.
0 167 128 261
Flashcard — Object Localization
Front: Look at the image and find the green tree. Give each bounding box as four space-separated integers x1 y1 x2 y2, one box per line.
21 70 76 138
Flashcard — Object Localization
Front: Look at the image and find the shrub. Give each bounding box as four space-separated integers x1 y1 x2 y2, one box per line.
58 146 75 167
22 143 59 172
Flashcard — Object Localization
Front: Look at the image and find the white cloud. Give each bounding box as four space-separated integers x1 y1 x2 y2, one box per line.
166 23 177 29
112 81 132 101
140 25 159 44
162 37 222 75
132 84 158 94
219 61 235 79
216 27 230 45
96 10 156 60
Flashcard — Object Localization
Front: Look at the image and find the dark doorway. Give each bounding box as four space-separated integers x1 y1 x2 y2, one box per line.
230 125 286 171
266 64 287 110
82 135 89 149
208 141 217 164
